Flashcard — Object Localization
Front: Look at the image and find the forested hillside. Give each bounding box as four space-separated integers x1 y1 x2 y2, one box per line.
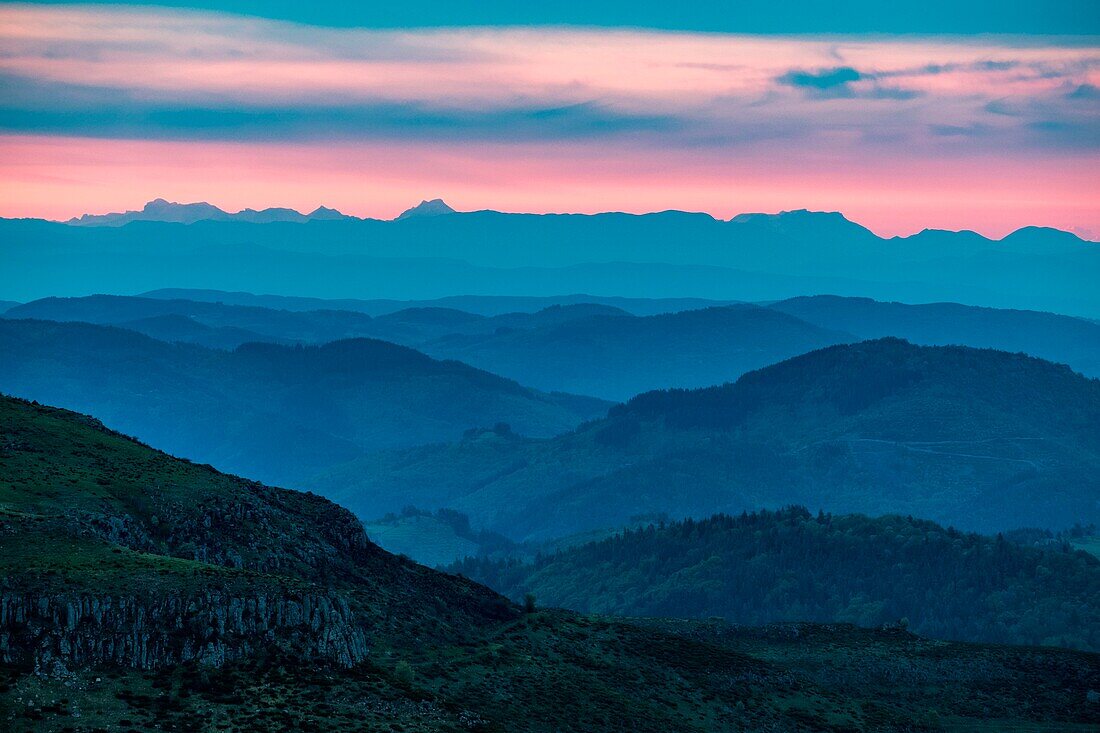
452 507 1100 651
317 339 1100 538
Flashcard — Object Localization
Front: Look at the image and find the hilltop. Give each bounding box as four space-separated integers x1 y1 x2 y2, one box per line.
768 295 1100 377
313 339 1100 538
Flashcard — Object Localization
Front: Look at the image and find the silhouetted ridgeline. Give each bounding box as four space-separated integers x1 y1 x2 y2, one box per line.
3 210 1097 317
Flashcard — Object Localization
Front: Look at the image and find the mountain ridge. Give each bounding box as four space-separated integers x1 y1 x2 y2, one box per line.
6 209 1096 316
66 198 359 227
52 202 1098 243
0 318 609 486
313 338 1100 539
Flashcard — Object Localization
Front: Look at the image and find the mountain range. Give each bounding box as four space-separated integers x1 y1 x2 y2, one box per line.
4 207 1097 317
66 197 460 227
0 319 607 485
4 394 1095 731
9 292 1100 401
140 289 737 316
312 339 1100 539
67 198 354 226
4 295 638 352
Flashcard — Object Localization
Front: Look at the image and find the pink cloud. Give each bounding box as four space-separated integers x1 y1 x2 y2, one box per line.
0 5 1097 237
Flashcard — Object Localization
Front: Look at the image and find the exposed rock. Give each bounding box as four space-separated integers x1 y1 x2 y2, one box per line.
0 589 368 670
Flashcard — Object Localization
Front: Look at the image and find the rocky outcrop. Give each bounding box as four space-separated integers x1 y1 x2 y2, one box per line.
0 589 369 670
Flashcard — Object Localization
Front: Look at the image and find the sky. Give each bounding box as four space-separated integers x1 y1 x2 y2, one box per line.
0 2 1098 237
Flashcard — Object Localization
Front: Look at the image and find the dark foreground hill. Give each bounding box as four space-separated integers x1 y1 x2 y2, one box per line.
313 339 1100 539
452 507 1100 651
0 319 607 485
2 395 1099 732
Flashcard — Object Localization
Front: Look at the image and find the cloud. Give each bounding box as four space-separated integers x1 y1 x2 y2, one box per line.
5 0 1095 35
1025 120 1100 149
776 67 921 100
930 123 991 137
0 74 681 142
864 86 922 100
777 66 862 93
1068 83 1099 100
0 4 1097 236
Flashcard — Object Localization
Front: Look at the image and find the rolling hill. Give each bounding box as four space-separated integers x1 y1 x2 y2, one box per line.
16 293 1100 404
6 295 637 352
140 289 736 317
2 394 1097 732
311 339 1100 539
6 295 381 346
769 295 1100 377
452 507 1100 651
0 319 607 485
421 304 852 400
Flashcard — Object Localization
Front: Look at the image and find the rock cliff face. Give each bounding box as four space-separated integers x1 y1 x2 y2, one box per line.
0 589 369 670
0 395 515 676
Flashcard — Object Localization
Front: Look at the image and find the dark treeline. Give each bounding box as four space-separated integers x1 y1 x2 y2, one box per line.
450 507 1100 651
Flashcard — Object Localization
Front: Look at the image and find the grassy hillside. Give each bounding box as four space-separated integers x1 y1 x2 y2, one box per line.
2 394 1098 731
451 507 1100 651
313 339 1100 538
0 320 608 485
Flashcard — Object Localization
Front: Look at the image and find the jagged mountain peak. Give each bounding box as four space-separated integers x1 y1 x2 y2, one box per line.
66 199 352 226
396 198 457 220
